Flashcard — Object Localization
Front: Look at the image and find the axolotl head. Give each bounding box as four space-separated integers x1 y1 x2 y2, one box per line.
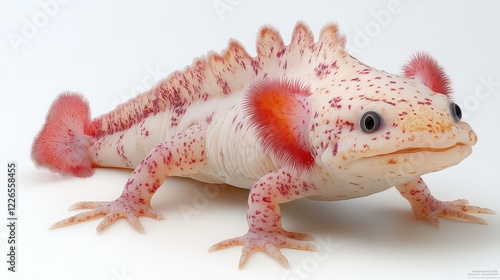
312 52 477 187
244 24 475 189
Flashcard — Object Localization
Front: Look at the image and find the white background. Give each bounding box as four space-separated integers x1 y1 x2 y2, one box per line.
1 1 500 279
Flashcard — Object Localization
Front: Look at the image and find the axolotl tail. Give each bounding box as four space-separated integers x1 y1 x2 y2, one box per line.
31 92 96 177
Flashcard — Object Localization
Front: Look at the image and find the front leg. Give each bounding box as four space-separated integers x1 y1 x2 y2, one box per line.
396 177 495 225
209 169 319 269
50 121 209 233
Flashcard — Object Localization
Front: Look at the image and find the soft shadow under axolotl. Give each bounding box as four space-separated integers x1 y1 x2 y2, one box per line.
162 180 496 253
27 167 495 253
278 192 496 253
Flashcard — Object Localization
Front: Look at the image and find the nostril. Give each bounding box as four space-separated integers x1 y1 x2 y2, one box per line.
472 131 478 145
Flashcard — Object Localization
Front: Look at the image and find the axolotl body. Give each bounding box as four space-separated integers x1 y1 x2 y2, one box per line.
31 22 494 269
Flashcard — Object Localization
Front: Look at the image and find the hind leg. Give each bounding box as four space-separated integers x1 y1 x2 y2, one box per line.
50 120 210 233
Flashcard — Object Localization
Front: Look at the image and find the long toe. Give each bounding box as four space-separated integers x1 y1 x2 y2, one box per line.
49 209 107 229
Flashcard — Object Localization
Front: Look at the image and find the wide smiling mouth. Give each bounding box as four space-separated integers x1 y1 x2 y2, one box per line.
365 143 467 158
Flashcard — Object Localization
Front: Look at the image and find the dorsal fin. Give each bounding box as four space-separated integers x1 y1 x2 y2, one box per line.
402 52 452 97
319 22 346 49
92 22 346 138
244 78 314 171
257 25 285 59
289 22 315 52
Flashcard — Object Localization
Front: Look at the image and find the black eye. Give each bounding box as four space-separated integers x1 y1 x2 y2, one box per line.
450 102 462 122
360 111 381 133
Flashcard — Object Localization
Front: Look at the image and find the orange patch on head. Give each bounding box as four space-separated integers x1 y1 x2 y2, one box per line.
400 107 453 134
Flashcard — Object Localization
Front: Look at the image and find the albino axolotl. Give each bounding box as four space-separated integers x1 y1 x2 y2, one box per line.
32 22 494 269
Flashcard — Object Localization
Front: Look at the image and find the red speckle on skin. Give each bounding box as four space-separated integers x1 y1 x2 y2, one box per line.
359 96 397 106
410 190 420 196
301 182 310 192
251 59 260 75
329 96 342 109
277 184 291 196
314 63 331 78
332 143 338 156
417 98 432 106
358 68 371 75
276 48 286 57
282 60 288 70
215 76 230 95
205 114 213 124
343 120 355 132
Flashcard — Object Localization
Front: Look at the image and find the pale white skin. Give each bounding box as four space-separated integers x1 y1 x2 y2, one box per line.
35 23 494 269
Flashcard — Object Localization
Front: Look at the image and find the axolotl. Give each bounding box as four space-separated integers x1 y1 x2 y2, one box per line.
31 22 494 269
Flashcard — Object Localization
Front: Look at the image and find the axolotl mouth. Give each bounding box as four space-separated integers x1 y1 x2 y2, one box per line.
344 142 473 179
365 142 467 159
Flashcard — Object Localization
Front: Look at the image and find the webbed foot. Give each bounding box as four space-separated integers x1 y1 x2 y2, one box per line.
50 195 165 233
409 198 495 225
209 229 317 269
397 177 495 226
